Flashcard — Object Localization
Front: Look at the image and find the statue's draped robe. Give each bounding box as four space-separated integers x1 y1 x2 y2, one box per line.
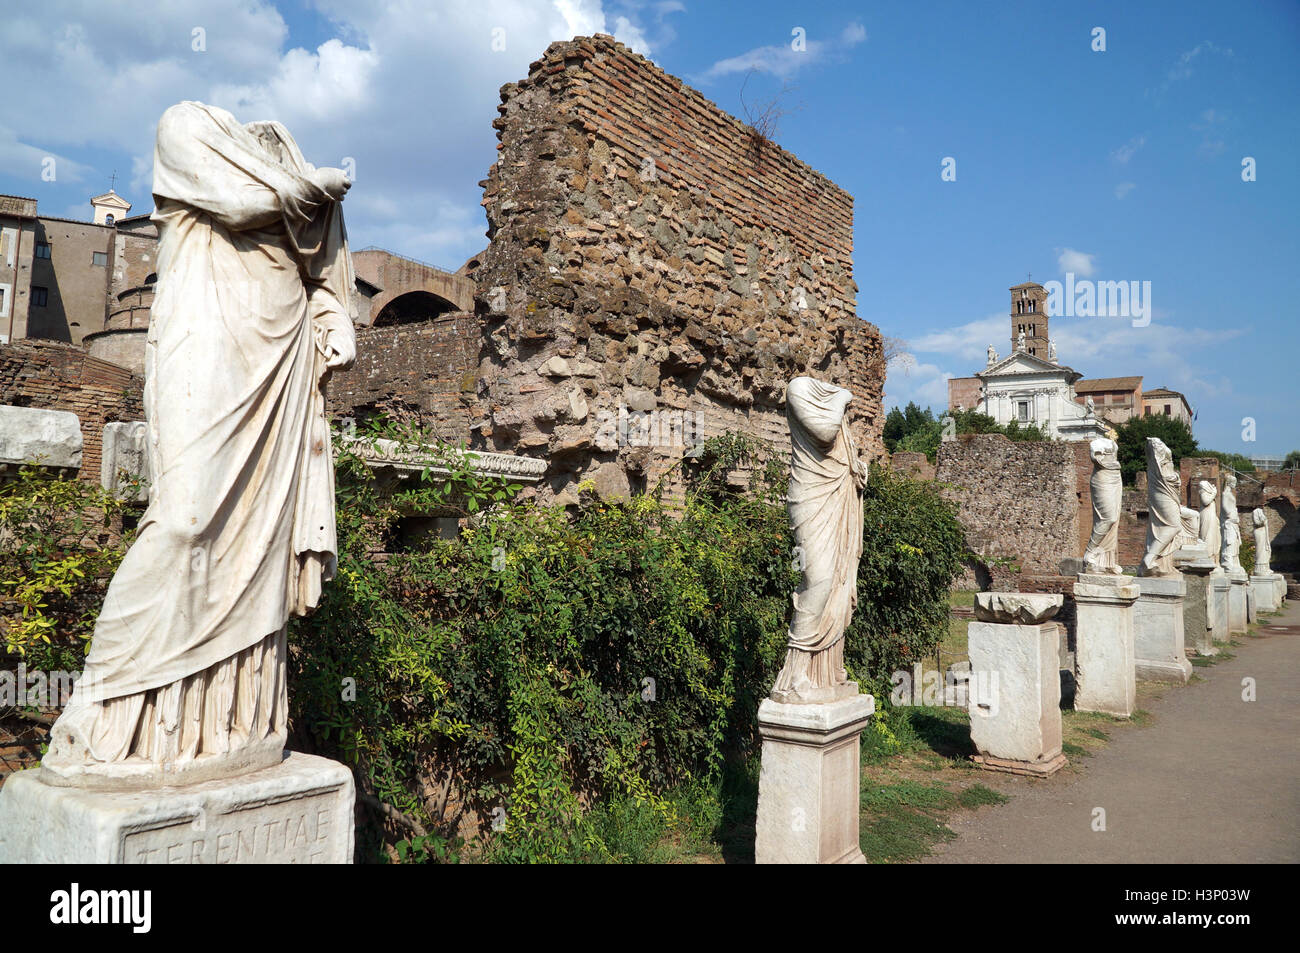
1198 496 1221 568
1083 457 1122 573
1140 443 1183 577
46 102 355 771
771 378 866 698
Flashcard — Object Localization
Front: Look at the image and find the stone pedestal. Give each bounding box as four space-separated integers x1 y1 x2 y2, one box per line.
0 752 354 864
1073 574 1139 717
1134 575 1191 684
1227 570 1249 634
755 694 874 864
1251 574 1281 613
967 618 1066 776
1174 556 1217 657
1209 573 1231 643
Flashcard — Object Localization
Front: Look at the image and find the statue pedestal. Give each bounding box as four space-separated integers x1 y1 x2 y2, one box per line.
1134 575 1192 683
0 752 354 864
1251 574 1282 613
1227 570 1250 634
755 695 873 864
967 619 1066 776
1209 573 1231 642
1174 554 1217 657
1073 574 1139 717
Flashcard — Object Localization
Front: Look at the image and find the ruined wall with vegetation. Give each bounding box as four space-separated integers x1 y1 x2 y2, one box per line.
472 34 885 502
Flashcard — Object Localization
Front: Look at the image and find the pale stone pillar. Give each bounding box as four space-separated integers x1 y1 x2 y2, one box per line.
1252 575 1280 612
755 696 874 864
1074 575 1140 716
1174 550 1217 657
1209 574 1232 642
967 593 1067 777
1134 575 1192 683
1227 570 1250 634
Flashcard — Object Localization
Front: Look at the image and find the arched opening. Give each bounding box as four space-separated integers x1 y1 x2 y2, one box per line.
373 290 459 326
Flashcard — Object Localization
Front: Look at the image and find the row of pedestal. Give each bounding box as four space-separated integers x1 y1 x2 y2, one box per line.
965 565 1288 777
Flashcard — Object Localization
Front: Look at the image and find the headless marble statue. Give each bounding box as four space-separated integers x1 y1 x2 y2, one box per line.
1082 437 1123 574
1139 437 1183 577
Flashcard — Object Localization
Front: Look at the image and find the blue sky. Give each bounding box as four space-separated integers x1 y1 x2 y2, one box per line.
3 0 1297 454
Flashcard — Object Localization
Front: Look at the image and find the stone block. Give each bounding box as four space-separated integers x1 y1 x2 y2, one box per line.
1177 561 1216 657
1209 574 1232 643
755 694 874 864
0 405 83 471
1251 575 1280 613
0 752 354 864
1073 574 1139 717
101 421 150 501
973 591 1063 624
967 618 1065 773
1227 570 1249 634
1134 575 1191 683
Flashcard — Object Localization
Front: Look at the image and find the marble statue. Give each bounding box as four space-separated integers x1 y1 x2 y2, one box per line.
1139 437 1183 577
1197 480 1221 562
1221 472 1239 526
1016 329 1026 352
42 102 357 788
1221 519 1244 574
1253 508 1272 575
1048 339 1057 362
987 345 997 366
1085 395 1096 417
1082 437 1123 575
770 377 866 704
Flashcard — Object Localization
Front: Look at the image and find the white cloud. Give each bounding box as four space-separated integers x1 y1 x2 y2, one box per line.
701 21 865 80
883 358 954 413
1110 135 1145 164
1057 248 1096 277
1115 181 1136 199
0 0 657 264
907 312 1006 364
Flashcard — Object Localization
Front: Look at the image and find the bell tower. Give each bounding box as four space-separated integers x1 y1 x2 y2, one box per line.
1010 281 1050 359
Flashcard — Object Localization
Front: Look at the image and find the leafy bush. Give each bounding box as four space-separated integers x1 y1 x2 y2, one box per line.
1112 415 1197 484
884 403 1047 462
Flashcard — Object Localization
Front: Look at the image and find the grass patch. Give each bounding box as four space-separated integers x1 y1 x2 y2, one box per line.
1062 741 1090 759
957 783 1009 808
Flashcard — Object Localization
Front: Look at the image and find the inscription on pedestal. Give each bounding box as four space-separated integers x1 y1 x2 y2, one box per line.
123 788 343 864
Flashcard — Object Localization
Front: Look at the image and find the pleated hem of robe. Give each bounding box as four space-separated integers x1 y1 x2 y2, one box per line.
43 627 287 780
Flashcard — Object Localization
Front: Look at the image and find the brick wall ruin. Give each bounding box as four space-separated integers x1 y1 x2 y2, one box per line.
0 340 143 479
469 35 884 502
326 315 480 444
934 434 1080 576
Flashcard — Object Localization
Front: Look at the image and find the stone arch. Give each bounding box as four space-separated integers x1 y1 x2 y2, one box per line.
373 290 460 326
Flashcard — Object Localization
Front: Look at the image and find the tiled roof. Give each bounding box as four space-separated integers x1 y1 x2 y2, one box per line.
1076 376 1143 392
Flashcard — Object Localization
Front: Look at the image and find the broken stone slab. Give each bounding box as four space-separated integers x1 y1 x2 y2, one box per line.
1134 575 1192 683
0 405 83 472
973 592 1063 625
101 421 150 501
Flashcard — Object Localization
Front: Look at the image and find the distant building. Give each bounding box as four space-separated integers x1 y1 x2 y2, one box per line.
947 280 1194 440
1141 387 1193 429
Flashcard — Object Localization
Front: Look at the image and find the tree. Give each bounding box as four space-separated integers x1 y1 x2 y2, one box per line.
1284 450 1300 471
1112 414 1198 484
1199 450 1256 474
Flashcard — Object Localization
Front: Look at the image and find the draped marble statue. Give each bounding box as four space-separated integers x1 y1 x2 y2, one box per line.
1082 437 1123 574
43 102 357 788
1197 480 1221 567
770 377 866 704
1139 437 1183 577
1220 473 1242 573
1252 509 1272 575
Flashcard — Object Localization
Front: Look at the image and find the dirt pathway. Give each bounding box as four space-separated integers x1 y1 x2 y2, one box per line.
923 598 1300 864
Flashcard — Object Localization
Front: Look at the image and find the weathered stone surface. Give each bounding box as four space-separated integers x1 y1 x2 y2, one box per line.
1178 560 1217 657
967 619 1064 766
1227 570 1250 634
474 35 885 503
754 695 874 864
1073 574 1139 717
0 752 354 864
973 591 1063 624
1252 574 1281 613
101 421 149 500
1134 575 1191 683
0 404 83 471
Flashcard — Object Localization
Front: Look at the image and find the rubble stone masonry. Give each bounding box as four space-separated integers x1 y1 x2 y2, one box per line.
472 34 884 502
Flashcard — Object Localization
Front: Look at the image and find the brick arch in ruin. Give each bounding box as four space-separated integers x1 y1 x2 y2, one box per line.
351 248 477 327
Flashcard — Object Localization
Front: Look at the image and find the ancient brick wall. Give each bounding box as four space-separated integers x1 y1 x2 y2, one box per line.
934 434 1080 575
889 450 935 481
326 315 479 444
0 340 143 479
473 34 884 502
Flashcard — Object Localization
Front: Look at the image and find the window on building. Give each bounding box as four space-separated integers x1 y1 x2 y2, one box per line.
1144 406 1151 416
1017 401 1030 422
35 242 51 259
1029 300 1035 312
32 286 48 307
1164 404 1171 416
0 287 6 313
92 251 108 266
105 214 115 226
